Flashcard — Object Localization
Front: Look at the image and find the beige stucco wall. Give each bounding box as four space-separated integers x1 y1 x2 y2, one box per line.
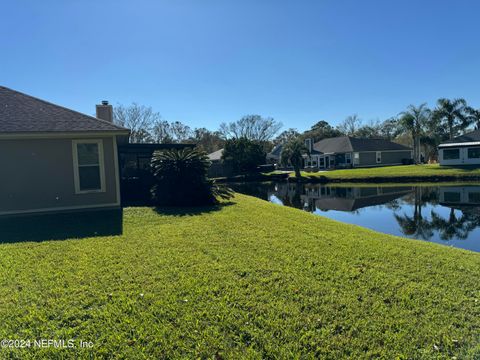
0 136 119 215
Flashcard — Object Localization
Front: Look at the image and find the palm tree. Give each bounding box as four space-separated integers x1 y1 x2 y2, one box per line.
429 208 470 241
394 187 433 240
150 148 232 206
432 98 470 139
467 107 480 130
399 104 430 164
281 139 309 178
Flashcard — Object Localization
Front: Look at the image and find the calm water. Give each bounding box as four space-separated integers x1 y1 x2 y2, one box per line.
231 182 480 252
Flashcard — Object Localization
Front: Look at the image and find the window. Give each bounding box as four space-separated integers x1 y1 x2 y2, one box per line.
319 157 325 168
444 192 461 203
376 151 382 164
73 140 105 193
468 192 480 203
345 153 351 164
443 149 460 160
353 152 360 165
468 147 480 159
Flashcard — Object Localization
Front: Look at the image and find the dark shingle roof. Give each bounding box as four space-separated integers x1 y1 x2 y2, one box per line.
0 86 129 134
312 136 411 154
439 129 480 145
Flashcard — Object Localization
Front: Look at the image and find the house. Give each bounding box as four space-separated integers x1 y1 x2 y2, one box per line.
438 129 480 166
300 185 413 211
266 144 283 164
439 186 480 205
0 86 130 216
207 148 224 163
303 136 413 169
206 148 234 178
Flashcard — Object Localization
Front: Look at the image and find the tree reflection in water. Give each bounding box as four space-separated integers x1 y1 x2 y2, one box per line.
229 182 480 245
429 207 480 241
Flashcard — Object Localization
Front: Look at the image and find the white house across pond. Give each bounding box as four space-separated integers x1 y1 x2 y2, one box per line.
438 129 480 166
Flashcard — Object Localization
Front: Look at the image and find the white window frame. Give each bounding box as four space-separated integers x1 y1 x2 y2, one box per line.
376 151 382 164
72 139 106 194
345 153 351 164
353 152 360 165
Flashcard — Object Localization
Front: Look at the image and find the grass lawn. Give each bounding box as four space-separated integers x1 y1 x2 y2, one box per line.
0 194 479 359
289 164 480 181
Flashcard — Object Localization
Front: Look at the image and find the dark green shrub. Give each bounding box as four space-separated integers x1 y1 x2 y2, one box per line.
222 137 266 174
151 148 233 206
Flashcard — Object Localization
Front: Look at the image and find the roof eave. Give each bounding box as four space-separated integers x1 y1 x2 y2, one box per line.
0 130 131 139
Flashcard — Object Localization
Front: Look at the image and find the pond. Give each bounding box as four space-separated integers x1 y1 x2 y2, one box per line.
230 182 480 252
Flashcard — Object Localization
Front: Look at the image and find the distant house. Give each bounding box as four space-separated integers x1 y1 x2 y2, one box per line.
303 136 412 169
301 185 413 211
266 144 283 164
439 186 480 206
0 86 130 216
207 148 235 178
207 148 224 163
438 130 480 166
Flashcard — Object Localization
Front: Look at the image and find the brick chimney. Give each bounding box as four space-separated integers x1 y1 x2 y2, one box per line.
96 100 113 122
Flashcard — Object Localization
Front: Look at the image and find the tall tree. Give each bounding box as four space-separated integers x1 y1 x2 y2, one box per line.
170 121 193 142
337 114 362 135
378 117 401 140
303 120 342 142
399 104 430 164
467 107 480 130
114 103 161 143
274 128 300 145
219 115 282 142
152 120 174 143
222 138 266 174
354 121 382 138
432 98 470 139
190 128 224 154
281 139 309 178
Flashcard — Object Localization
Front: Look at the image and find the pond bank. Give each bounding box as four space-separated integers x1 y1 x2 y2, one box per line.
230 181 480 251
214 164 480 184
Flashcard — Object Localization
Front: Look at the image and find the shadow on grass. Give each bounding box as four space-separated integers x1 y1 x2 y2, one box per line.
433 165 480 172
153 201 236 217
0 209 123 243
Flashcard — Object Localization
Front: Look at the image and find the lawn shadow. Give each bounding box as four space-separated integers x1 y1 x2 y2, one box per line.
434 165 480 172
0 209 123 243
153 201 236 217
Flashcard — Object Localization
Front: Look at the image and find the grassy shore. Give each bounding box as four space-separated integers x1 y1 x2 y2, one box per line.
0 194 479 358
288 164 480 182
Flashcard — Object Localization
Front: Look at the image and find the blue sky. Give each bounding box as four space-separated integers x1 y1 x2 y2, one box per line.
1 0 480 132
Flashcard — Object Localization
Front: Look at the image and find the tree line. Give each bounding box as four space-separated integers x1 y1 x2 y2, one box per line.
114 98 480 165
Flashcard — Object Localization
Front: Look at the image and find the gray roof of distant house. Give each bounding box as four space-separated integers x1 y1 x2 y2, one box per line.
311 136 411 154
208 148 224 161
0 86 129 134
267 144 283 158
438 129 480 148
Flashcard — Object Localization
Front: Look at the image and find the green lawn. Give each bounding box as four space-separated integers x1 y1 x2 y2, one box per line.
0 194 479 359
290 164 480 181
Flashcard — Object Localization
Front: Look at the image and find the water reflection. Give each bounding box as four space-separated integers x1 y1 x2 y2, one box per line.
231 182 480 252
